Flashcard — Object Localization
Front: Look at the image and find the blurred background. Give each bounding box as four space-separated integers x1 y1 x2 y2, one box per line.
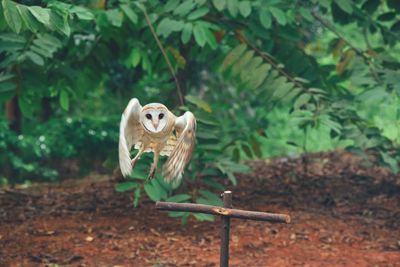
0 0 399 211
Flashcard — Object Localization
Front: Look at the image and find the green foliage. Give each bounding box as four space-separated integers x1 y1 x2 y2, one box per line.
0 0 399 222
0 116 118 183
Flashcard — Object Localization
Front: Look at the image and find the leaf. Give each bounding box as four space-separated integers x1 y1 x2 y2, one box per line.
203 177 225 190
49 10 70 36
115 181 139 192
193 213 214 221
199 189 223 206
173 0 196 16
70 6 94 20
16 4 41 32
185 95 212 112
127 48 141 67
269 7 286 25
131 166 148 180
157 18 184 38
59 90 69 111
144 179 167 202
28 6 51 27
361 0 380 14
249 63 271 88
166 194 191 202
187 6 209 20
164 0 180 12
227 0 239 17
377 12 396 22
259 9 272 29
168 211 189 217
222 44 247 70
0 81 16 93
242 143 253 158
232 50 254 75
271 78 295 100
196 130 218 140
240 56 263 81
294 93 311 109
26 51 44 66
144 183 161 202
0 33 26 43
380 151 399 173
193 23 206 47
335 0 353 14
239 1 251 17
18 96 33 118
226 172 237 185
299 7 313 21
202 24 217 49
120 4 138 24
195 114 218 126
2 0 22 33
0 73 14 83
212 0 226 11
106 9 123 27
181 23 193 44
167 46 186 68
152 179 168 200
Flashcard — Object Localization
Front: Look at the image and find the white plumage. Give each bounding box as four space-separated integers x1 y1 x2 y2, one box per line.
119 98 196 182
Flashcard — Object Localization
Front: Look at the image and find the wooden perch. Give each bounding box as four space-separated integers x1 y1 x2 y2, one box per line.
155 201 290 223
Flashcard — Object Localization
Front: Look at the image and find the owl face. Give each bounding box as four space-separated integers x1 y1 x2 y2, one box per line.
140 104 168 133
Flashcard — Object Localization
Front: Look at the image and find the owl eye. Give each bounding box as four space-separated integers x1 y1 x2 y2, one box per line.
159 113 164 119
145 114 152 120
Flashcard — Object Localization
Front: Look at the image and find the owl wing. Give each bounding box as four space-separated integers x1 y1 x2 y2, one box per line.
163 111 196 182
119 98 143 177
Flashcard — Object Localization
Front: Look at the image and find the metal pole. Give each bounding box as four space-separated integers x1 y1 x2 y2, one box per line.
220 191 232 267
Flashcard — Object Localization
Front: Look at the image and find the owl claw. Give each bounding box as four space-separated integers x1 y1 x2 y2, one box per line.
131 158 138 168
147 164 157 180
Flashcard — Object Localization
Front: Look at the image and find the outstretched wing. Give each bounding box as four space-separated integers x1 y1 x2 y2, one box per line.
163 111 196 182
119 98 143 177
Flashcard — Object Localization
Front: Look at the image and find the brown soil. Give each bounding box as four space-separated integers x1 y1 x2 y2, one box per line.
1 151 400 267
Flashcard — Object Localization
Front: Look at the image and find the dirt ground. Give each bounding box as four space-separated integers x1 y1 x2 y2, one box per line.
1 151 400 267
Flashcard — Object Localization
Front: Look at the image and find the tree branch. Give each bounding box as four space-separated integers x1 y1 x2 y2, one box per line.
243 39 308 92
142 10 185 106
311 10 382 84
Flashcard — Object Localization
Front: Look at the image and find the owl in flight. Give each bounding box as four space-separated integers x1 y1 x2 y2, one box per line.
119 98 196 182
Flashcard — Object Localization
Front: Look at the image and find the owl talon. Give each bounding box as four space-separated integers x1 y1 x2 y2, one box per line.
148 164 157 180
131 158 138 168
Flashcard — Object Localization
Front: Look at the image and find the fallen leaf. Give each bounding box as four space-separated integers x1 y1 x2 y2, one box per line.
85 236 94 242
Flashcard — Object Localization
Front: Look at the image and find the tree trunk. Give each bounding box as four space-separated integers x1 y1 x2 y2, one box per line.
5 96 21 133
41 97 52 122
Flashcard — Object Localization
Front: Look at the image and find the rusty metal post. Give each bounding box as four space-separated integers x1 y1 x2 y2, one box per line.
220 191 232 267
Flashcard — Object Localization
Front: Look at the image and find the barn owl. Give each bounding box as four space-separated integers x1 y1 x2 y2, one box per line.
119 98 196 182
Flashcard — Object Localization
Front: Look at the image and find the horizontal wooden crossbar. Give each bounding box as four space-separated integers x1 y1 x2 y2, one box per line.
155 201 290 223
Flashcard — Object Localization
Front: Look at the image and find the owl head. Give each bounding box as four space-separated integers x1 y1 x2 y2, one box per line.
140 103 169 133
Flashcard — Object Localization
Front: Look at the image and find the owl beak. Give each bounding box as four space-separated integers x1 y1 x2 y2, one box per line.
153 119 159 130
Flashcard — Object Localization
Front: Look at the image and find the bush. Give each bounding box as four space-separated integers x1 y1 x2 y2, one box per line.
0 116 119 184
